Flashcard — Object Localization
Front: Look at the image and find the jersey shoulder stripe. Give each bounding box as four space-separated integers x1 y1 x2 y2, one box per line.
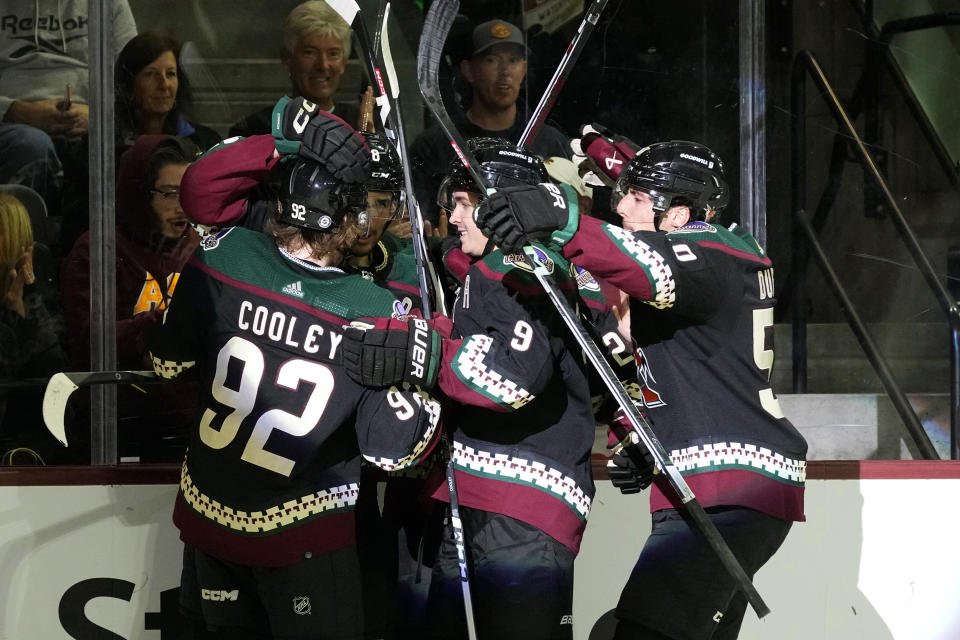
191 227 402 321
668 222 772 266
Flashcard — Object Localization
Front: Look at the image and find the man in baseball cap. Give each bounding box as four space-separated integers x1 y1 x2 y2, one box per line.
470 19 527 56
409 17 571 226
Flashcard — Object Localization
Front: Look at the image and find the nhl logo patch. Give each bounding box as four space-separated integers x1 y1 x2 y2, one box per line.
293 596 312 615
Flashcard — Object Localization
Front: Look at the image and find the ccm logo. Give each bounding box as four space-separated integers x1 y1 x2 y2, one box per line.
201 589 239 602
292 100 318 134
409 318 430 380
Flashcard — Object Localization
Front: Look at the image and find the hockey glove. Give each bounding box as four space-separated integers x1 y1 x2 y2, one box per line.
341 317 443 389
606 407 657 494
300 111 370 183
473 183 579 255
273 95 319 154
273 96 371 183
572 123 641 188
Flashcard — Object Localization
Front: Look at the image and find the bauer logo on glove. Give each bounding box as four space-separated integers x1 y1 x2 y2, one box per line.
341 317 443 389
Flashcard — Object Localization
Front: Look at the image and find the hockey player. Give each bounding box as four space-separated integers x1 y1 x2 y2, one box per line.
341 137 634 640
343 131 423 313
473 139 808 640
148 150 442 638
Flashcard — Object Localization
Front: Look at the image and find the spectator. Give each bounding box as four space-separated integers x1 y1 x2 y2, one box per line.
410 18 571 225
228 0 363 138
115 31 221 159
0 191 68 463
0 0 137 212
61 135 201 461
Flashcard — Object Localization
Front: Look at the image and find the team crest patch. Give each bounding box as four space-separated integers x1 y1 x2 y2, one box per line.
200 227 233 250
669 221 717 235
503 247 554 274
293 596 312 615
570 264 600 292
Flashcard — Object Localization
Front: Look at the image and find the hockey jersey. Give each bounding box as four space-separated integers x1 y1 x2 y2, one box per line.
560 216 807 522
426 243 631 554
343 231 423 314
149 226 441 566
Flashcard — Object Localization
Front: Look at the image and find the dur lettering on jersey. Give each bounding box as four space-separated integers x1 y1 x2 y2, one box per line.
757 267 775 301
237 300 342 359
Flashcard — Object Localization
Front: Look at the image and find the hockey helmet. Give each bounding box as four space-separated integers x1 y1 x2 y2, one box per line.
273 156 369 234
613 140 729 221
437 137 549 210
361 132 405 220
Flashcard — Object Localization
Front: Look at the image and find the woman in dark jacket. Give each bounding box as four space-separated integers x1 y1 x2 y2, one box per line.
115 32 221 158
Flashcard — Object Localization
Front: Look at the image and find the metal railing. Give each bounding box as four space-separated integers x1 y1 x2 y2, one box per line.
790 50 959 460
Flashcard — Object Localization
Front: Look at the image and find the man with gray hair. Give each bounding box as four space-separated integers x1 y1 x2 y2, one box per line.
229 0 363 138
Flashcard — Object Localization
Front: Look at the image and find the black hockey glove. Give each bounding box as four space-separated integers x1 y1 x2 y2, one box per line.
299 111 370 183
341 317 443 389
272 96 371 183
606 407 657 494
473 183 578 255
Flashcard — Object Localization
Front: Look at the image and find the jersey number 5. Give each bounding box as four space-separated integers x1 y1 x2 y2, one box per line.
198 335 334 476
753 307 785 419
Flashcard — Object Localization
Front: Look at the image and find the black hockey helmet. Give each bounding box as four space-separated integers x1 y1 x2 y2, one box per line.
361 132 404 220
613 140 729 221
272 156 369 234
437 137 549 210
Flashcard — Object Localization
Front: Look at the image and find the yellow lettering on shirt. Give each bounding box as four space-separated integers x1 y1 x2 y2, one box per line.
133 271 182 315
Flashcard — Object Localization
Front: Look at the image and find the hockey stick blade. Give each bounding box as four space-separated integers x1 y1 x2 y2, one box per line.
522 247 770 617
42 370 158 446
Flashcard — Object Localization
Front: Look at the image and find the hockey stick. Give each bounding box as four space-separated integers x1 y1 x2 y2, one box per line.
419 0 770 619
517 0 609 150
330 3 477 635
327 0 444 317
42 370 158 446
377 2 448 317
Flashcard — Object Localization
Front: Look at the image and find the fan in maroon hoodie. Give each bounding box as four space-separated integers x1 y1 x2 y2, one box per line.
61 134 201 460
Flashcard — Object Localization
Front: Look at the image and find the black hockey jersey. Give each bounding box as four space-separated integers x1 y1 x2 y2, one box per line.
560 216 807 522
426 243 630 553
149 227 441 566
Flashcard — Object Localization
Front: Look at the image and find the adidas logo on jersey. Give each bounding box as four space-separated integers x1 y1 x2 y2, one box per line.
282 281 305 298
